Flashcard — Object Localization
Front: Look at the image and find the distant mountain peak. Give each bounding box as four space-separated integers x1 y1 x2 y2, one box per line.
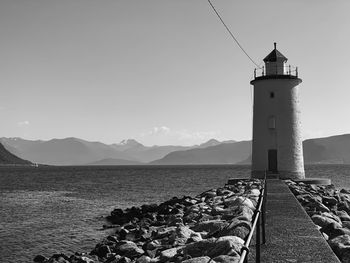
199 138 221 148
119 139 143 147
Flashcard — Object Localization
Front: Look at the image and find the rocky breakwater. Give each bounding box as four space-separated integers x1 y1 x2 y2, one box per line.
34 179 262 263
286 180 350 263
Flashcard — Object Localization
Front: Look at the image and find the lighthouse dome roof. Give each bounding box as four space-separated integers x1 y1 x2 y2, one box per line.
263 44 288 62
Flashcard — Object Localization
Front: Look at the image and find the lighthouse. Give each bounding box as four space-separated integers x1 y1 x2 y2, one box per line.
251 43 305 179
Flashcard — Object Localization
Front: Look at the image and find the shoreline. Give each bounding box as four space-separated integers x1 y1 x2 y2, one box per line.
33 179 262 263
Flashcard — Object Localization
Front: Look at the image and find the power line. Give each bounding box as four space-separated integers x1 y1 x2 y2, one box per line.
207 0 261 68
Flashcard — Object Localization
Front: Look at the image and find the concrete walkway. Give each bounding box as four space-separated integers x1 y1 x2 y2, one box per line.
259 179 340 263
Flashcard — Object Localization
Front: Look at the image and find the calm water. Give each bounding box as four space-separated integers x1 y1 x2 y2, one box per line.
0 164 349 263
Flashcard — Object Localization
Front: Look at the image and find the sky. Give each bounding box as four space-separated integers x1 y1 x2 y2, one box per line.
1 0 350 146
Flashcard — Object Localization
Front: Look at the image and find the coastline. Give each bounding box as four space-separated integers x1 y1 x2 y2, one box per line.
33 179 262 263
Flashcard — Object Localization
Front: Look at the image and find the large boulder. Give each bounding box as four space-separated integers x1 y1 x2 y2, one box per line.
216 219 251 240
182 236 244 258
206 236 244 258
169 226 195 245
224 197 255 211
115 241 145 259
328 234 350 262
159 247 182 262
311 214 342 229
182 238 217 258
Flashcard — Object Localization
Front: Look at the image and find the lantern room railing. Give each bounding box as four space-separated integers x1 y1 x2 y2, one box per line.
254 65 299 79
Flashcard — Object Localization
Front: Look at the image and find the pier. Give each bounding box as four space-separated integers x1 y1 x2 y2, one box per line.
244 178 340 263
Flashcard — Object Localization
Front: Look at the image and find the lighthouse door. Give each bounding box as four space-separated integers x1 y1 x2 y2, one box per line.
268 149 278 172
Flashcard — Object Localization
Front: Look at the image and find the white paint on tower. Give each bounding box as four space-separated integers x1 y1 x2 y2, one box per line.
251 43 305 179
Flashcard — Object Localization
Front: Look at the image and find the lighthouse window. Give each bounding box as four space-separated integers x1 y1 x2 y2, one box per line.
270 92 275 98
268 116 276 129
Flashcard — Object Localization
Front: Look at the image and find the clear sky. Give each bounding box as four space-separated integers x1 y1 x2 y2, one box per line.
1 0 349 146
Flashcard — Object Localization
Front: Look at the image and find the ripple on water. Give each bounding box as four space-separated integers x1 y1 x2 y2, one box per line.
0 189 112 263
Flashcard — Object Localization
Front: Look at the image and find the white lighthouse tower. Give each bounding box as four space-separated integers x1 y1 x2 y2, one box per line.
251 43 305 179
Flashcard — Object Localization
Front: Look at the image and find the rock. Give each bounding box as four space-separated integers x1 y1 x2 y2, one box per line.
34 255 48 263
191 220 228 235
344 221 350 229
182 238 217 258
159 247 181 262
199 190 217 199
154 226 177 239
96 245 112 258
322 212 342 225
187 232 203 243
224 197 255 211
311 214 342 229
321 222 346 238
103 254 121 263
322 196 338 207
307 200 330 213
116 241 145 258
183 211 200 224
146 249 158 259
216 219 251 239
118 257 131 263
217 189 234 197
136 255 152 263
183 236 244 258
329 227 350 240
337 211 350 222
206 236 244 258
169 226 194 245
213 255 240 263
182 256 213 263
339 201 350 215
167 214 183 226
328 234 350 261
223 206 254 222
145 240 161 250
48 254 70 263
107 235 120 243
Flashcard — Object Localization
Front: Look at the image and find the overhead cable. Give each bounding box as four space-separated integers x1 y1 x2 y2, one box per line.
207 0 261 68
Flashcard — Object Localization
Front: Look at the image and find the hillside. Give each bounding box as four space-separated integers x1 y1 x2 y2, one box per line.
151 141 251 165
0 137 137 165
303 134 350 164
152 134 350 165
0 143 32 165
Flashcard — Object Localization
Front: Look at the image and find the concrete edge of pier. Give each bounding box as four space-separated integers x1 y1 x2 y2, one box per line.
259 179 340 262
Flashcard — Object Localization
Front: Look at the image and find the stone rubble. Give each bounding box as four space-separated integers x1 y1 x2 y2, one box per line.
286 180 350 263
34 179 262 263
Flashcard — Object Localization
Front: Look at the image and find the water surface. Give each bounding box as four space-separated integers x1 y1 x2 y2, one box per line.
0 164 349 263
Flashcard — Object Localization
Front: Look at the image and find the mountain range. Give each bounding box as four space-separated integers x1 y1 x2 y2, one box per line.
2 134 350 166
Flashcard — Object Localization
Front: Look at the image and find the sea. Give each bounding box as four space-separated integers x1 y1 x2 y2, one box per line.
0 164 350 263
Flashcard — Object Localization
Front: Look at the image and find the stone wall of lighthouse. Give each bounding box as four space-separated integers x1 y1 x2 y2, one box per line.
251 77 305 179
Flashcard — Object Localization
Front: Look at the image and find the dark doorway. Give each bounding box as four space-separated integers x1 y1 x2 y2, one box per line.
268 149 278 172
